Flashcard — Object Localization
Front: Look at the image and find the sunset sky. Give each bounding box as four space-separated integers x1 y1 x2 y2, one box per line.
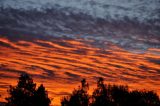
0 0 160 106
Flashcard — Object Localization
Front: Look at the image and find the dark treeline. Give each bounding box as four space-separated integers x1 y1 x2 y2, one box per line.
4 73 160 106
61 78 160 106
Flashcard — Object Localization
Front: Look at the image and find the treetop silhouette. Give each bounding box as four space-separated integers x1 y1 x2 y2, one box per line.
61 78 89 106
5 73 51 106
62 77 160 106
4 74 160 106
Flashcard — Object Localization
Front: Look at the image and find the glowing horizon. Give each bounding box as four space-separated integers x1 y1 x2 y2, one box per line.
0 36 160 105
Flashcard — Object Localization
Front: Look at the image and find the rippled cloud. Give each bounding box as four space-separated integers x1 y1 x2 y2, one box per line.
0 36 160 105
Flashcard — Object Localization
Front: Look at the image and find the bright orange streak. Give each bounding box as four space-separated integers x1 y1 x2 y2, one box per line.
0 37 160 106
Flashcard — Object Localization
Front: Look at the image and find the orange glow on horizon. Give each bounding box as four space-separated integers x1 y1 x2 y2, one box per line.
0 37 160 106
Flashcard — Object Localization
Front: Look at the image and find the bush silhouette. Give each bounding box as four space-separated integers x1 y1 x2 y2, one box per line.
127 90 160 106
91 77 160 106
61 79 89 106
5 73 51 106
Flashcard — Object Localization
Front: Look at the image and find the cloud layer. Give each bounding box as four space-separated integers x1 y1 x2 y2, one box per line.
0 36 160 105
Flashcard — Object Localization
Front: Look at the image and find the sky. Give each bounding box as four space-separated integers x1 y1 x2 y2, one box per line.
0 36 160 106
0 0 160 106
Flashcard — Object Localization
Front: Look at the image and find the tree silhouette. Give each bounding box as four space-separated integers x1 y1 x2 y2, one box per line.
61 79 89 106
127 90 160 106
5 73 36 106
5 74 160 106
5 73 51 106
91 77 160 106
107 84 129 106
91 77 113 106
33 84 51 106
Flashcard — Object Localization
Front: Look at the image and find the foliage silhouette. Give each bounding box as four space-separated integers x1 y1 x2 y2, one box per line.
4 74 160 106
61 79 89 106
62 77 160 106
107 84 130 106
127 90 160 106
91 77 114 106
33 84 51 106
91 77 160 106
5 73 51 106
